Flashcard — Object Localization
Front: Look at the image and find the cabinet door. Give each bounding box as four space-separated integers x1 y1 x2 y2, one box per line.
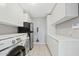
47 15 56 35
47 34 58 56
6 3 24 26
51 3 78 24
66 3 78 17
51 4 65 23
0 3 32 26
59 41 79 56
0 4 9 24
0 3 24 26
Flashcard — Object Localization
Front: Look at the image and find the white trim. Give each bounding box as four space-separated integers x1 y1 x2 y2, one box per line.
34 42 46 45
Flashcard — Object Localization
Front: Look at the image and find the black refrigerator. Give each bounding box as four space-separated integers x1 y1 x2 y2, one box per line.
23 22 34 50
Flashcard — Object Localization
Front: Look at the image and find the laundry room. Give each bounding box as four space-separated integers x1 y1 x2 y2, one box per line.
0 2 79 57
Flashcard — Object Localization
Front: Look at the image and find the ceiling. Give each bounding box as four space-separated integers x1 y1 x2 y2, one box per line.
20 3 55 18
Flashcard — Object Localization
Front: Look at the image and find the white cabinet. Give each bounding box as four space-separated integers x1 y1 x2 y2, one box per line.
47 34 79 56
23 13 32 23
0 4 9 25
47 15 56 35
0 4 18 26
58 40 79 56
47 34 58 56
50 3 78 24
0 3 30 27
6 4 25 26
47 3 78 35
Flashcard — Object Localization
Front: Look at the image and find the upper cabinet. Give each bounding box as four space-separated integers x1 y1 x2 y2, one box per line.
0 4 9 25
49 3 78 25
0 3 32 27
47 15 56 35
23 13 32 23
7 4 24 26
0 4 22 26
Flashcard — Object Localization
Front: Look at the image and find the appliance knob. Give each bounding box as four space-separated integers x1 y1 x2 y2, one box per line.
12 40 16 44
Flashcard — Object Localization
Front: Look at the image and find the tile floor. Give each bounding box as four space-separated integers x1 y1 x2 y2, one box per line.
27 44 51 56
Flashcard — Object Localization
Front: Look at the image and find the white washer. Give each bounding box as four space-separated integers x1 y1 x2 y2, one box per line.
0 34 28 56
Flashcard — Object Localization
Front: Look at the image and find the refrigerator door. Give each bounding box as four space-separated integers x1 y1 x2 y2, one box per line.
29 23 34 50
29 33 34 50
30 23 34 32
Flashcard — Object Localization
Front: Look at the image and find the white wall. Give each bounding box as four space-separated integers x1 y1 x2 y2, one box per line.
33 17 47 44
47 15 57 35
56 17 79 39
0 24 17 35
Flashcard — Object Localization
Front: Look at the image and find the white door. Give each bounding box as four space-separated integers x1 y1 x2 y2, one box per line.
33 18 46 44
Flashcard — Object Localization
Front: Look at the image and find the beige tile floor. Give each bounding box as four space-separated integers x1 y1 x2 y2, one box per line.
27 44 51 56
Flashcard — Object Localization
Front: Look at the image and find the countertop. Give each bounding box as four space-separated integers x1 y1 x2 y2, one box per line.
0 33 27 40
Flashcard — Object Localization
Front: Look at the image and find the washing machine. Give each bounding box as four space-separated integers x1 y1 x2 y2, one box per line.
0 34 29 56
19 34 30 55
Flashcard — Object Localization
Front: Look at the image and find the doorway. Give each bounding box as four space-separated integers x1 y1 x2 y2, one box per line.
33 17 47 44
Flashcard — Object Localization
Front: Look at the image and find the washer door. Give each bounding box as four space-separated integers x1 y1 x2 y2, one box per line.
7 46 26 56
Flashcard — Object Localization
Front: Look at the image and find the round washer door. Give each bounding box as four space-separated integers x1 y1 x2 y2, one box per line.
7 46 26 56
